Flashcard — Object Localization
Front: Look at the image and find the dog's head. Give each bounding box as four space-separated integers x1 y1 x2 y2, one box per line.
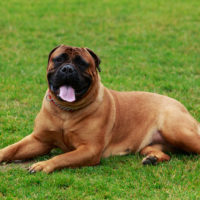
47 45 101 104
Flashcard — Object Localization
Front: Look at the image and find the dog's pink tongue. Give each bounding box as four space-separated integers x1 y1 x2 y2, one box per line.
59 86 76 102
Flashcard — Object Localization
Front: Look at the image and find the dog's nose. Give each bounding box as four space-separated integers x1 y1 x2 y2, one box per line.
60 65 75 74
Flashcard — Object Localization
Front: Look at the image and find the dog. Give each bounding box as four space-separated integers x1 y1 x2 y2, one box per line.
0 45 199 173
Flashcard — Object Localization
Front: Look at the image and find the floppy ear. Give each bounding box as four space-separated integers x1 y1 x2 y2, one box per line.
85 48 101 72
47 45 61 65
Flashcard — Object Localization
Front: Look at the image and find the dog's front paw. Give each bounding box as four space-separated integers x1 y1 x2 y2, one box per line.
28 160 55 174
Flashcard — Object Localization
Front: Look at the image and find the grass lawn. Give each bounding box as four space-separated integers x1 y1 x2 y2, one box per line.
0 0 200 199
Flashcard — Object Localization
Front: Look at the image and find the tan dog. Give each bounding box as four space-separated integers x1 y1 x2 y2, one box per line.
0 45 199 173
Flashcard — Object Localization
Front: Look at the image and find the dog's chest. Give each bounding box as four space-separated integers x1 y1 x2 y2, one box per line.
58 119 84 149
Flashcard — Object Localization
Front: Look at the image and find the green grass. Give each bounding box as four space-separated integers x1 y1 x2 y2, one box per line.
0 0 200 199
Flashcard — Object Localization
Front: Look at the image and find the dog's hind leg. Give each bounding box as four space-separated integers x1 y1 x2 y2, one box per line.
161 110 200 154
140 144 171 165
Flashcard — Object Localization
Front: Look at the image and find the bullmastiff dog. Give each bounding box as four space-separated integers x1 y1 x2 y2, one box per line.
0 45 199 173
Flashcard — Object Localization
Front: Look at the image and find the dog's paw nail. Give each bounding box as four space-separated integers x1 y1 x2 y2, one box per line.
28 167 36 174
29 169 36 174
142 159 151 165
142 156 158 165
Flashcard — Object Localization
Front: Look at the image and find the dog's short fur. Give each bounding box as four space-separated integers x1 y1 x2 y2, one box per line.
0 45 199 173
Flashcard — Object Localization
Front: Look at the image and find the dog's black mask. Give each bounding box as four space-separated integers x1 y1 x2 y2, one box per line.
47 53 92 102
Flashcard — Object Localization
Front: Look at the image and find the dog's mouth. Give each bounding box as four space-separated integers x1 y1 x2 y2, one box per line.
51 83 90 103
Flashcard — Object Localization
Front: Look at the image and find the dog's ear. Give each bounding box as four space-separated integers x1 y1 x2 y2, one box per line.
48 45 61 64
85 48 101 72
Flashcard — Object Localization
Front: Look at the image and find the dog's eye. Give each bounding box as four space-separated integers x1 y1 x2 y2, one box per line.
55 57 64 63
53 53 68 64
73 55 89 71
54 56 65 64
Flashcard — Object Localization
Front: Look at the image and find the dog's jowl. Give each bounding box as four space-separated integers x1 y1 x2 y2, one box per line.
0 45 199 173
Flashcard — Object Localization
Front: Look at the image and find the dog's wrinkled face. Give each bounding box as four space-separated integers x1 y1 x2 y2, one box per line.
47 45 101 102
